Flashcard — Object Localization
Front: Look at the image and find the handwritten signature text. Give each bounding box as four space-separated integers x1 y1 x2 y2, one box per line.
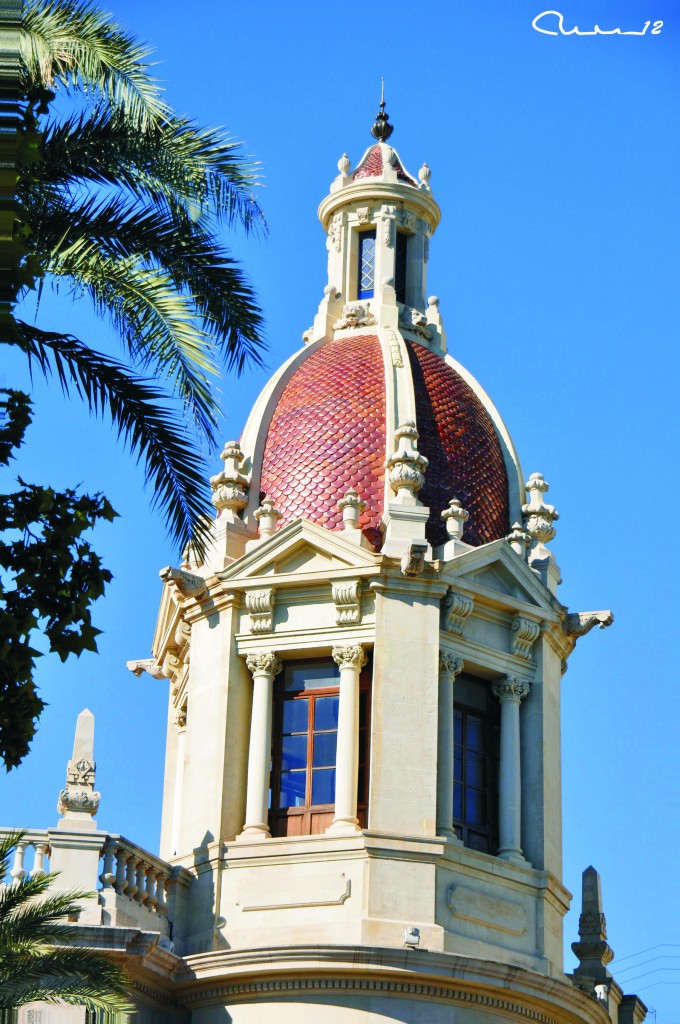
532 10 663 36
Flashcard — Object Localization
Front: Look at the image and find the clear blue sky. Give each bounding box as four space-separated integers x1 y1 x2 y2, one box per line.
3 1 679 1018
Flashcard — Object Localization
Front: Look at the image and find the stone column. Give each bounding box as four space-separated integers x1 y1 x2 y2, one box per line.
491 675 531 863
327 645 367 834
437 651 464 840
170 706 187 856
239 651 282 840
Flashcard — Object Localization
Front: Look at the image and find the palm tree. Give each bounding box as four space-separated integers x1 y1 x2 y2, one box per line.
9 0 267 551
0 832 133 1015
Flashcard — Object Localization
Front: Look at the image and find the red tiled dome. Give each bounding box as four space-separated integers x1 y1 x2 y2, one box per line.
259 336 510 549
352 144 417 186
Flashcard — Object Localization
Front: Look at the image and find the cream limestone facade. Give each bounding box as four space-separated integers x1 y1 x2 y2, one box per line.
2 107 645 1024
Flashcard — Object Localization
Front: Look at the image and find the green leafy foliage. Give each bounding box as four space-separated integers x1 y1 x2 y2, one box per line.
0 831 133 1011
0 390 117 768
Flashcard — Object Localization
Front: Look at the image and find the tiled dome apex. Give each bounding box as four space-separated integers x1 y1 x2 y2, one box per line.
257 336 510 550
217 108 525 560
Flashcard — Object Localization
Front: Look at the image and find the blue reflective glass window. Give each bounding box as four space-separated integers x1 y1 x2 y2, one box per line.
313 732 337 768
358 230 376 299
284 662 339 692
312 767 336 805
279 771 306 808
281 733 307 772
282 699 308 734
314 695 339 731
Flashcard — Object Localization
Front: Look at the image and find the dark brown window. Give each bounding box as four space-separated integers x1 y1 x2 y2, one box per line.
270 658 370 837
453 674 500 854
395 230 409 304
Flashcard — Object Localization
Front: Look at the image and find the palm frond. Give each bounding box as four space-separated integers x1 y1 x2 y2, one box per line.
35 105 267 234
0 948 133 1011
43 236 220 438
21 0 167 126
25 188 266 370
14 323 214 552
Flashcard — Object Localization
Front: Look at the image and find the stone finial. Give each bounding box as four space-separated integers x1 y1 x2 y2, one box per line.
338 487 366 530
338 153 351 174
418 162 431 189
441 498 469 540
507 521 531 559
57 709 101 829
386 421 429 502
254 496 282 540
522 473 559 545
210 441 250 514
571 866 614 982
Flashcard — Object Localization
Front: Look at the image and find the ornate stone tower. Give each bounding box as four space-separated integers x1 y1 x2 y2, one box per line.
140 102 639 1024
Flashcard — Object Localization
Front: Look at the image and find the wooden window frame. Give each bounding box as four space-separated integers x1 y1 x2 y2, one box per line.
270 657 371 837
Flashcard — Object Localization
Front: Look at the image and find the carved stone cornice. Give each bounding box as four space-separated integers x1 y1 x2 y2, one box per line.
331 579 361 625
438 651 463 678
511 615 541 660
245 588 275 634
245 651 282 679
332 644 368 671
565 610 614 637
491 675 531 704
441 588 474 636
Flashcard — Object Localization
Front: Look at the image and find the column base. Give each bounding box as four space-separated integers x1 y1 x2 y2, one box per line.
326 818 362 836
235 824 271 843
498 848 528 866
438 827 463 845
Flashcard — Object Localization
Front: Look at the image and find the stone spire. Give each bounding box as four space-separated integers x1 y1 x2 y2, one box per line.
571 866 614 986
57 708 100 831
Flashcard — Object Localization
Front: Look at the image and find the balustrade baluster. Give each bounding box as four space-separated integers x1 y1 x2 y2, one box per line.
10 841 27 882
114 847 127 895
156 871 168 917
32 842 48 878
134 860 146 904
99 837 116 889
144 866 158 909
125 854 138 899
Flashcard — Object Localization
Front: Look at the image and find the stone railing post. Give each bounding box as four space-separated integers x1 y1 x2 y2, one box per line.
437 651 464 839
238 651 282 840
492 675 531 863
327 645 368 834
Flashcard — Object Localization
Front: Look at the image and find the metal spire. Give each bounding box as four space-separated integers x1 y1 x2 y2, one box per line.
371 79 394 142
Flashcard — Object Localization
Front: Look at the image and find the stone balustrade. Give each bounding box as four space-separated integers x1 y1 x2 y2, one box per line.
0 827 192 947
0 829 51 883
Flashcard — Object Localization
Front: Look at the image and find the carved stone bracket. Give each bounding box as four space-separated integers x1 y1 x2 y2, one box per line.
565 611 614 637
159 566 207 600
246 588 276 634
356 206 372 225
511 615 541 660
442 588 474 636
401 540 428 577
126 658 165 679
331 579 361 625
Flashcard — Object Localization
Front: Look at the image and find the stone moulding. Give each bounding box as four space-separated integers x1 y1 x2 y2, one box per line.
245 588 275 634
331 579 361 625
442 588 474 636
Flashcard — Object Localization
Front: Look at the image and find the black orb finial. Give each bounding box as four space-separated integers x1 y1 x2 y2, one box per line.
371 78 393 142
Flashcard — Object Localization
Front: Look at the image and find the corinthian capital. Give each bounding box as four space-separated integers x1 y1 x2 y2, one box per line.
491 675 531 704
439 651 464 678
246 651 282 678
332 645 368 670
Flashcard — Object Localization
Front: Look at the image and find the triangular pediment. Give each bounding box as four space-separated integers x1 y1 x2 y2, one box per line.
219 518 380 585
442 538 556 612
